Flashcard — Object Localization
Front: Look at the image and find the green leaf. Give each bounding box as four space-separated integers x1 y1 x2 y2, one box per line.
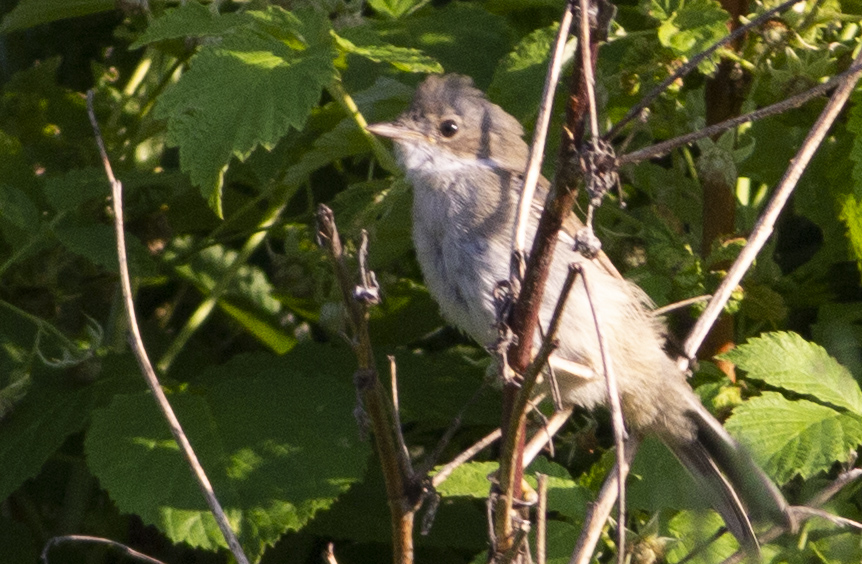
837 194 862 272
85 346 370 561
53 223 155 277
0 184 40 232
0 0 114 33
154 16 337 216
367 0 424 19
488 24 569 121
725 392 862 484
130 1 251 48
433 461 497 498
526 457 591 521
332 31 442 73
721 331 862 413
649 0 728 66
666 510 738 563
43 168 109 211
0 355 142 503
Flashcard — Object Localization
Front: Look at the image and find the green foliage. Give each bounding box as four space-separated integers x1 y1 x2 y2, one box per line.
1 0 862 563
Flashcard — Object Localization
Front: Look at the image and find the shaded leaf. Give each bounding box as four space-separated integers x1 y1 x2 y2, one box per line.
0 0 114 33
86 346 370 562
130 1 251 48
0 184 39 232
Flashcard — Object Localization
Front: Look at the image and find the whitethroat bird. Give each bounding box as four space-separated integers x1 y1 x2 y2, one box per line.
367 73 793 556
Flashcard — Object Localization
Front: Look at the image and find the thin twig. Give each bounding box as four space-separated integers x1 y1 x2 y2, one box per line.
42 535 166 564
86 91 250 564
578 265 627 564
524 407 574 466
713 468 862 564
618 63 862 166
431 429 502 487
680 49 862 366
512 0 577 271
652 294 712 316
569 436 640 564
578 0 600 139
537 473 548 564
323 542 339 564
605 0 802 140
389 355 412 469
418 381 490 478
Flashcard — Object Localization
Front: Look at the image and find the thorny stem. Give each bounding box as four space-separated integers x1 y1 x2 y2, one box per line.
86 91 250 564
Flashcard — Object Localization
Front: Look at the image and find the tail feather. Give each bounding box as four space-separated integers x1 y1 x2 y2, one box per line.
665 400 795 556
667 438 760 556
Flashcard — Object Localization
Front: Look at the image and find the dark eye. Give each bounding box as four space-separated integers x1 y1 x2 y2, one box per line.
439 119 459 138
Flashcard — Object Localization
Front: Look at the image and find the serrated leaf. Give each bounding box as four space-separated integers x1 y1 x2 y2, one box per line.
726 392 862 485
721 331 862 413
85 346 370 562
0 184 39 232
154 21 336 216
0 0 114 33
130 1 251 49
332 31 442 73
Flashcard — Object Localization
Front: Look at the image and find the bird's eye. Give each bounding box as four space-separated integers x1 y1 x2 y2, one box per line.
439 119 459 138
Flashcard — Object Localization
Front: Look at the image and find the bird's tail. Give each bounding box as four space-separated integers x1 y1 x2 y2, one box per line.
665 401 795 557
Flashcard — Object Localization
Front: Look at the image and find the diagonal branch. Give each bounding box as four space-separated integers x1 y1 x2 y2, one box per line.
680 47 862 365
86 91 250 564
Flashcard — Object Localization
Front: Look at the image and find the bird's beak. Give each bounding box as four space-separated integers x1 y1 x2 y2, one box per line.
366 121 424 142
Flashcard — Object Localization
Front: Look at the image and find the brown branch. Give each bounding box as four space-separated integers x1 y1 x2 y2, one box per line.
42 535 166 564
316 204 418 564
86 91 250 564
617 63 862 166
496 0 610 553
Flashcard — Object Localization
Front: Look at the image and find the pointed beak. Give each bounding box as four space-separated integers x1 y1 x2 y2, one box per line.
366 121 424 142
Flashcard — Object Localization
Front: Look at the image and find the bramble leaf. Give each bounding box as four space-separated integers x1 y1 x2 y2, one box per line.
721 331 862 413
726 392 862 484
0 0 114 33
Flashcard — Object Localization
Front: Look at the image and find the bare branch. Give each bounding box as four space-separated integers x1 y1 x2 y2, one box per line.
618 63 862 166
432 429 503 488
680 49 862 366
86 91 250 564
578 265 627 564
512 0 577 271
323 542 340 564
524 407 574 466
605 0 802 140
537 473 548 564
42 536 166 564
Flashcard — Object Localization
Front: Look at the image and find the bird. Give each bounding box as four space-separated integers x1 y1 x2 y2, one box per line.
366 73 793 556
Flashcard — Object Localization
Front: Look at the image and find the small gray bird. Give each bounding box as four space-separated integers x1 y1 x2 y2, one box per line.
367 74 792 555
